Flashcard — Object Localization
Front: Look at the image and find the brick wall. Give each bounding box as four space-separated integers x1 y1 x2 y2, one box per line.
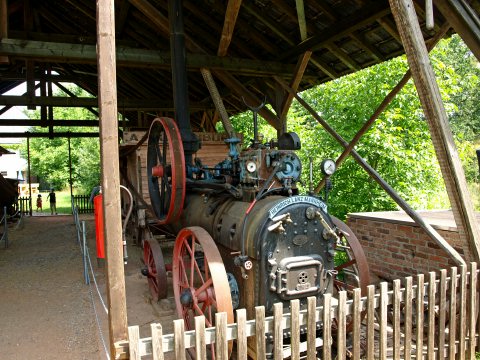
347 214 473 281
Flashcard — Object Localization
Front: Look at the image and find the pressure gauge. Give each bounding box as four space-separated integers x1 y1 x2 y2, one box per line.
246 161 257 173
320 159 336 176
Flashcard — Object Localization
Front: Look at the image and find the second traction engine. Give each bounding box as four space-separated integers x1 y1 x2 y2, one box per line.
143 117 369 356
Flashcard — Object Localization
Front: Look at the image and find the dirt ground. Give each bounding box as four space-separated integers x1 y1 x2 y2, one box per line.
0 214 177 360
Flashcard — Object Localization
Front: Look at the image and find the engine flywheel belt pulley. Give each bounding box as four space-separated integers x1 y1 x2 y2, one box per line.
147 117 186 225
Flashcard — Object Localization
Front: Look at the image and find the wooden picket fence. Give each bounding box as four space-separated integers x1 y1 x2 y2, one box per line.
72 195 94 214
127 263 479 359
18 196 30 215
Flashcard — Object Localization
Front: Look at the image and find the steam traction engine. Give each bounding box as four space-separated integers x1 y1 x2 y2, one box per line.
141 116 370 356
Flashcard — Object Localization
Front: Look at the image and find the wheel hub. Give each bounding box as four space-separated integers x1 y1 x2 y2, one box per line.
180 288 193 306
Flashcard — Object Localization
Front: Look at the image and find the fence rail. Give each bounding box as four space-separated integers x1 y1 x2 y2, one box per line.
18 196 30 215
126 263 479 360
72 195 93 214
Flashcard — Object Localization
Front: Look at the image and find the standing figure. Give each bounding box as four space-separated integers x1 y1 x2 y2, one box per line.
36 194 42 212
46 188 57 215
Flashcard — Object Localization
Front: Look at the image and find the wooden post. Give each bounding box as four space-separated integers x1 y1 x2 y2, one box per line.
389 0 480 262
435 0 480 61
0 0 8 63
96 0 128 358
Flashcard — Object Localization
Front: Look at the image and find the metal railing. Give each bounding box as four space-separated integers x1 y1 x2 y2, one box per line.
72 205 110 360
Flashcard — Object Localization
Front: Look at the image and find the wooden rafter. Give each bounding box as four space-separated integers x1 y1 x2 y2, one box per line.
0 95 219 111
0 0 8 63
279 51 312 130
350 32 386 61
295 0 308 41
242 2 294 46
0 119 99 126
0 39 296 76
218 0 242 56
325 42 360 71
377 16 402 43
214 70 281 129
435 0 480 61
282 1 392 59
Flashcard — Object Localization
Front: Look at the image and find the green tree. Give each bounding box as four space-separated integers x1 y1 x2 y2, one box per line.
20 85 100 193
229 36 479 217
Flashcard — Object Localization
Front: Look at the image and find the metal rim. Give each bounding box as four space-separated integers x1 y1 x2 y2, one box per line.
147 117 186 225
332 216 370 334
172 226 234 357
143 238 168 301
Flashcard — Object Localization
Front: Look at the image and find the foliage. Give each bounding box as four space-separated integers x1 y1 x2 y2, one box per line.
20 85 100 194
229 35 479 218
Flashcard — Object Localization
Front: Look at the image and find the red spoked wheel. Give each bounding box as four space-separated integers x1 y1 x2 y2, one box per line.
147 117 186 225
332 216 370 333
173 227 234 358
143 234 168 301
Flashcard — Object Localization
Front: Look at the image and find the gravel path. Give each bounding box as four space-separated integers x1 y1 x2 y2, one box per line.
0 215 101 360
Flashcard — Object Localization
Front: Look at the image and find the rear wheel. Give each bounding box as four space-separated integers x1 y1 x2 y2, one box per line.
172 227 234 358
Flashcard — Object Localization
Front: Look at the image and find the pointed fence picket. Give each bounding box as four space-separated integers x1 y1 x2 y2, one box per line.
127 263 479 359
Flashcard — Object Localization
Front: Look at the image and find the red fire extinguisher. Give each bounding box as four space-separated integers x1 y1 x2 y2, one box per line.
93 194 105 260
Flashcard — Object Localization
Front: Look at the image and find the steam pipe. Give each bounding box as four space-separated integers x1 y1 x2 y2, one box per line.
168 0 198 165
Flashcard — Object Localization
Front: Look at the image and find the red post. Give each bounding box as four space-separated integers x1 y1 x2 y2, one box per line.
93 194 105 261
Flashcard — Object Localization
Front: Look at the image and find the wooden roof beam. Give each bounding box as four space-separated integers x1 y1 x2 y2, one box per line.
295 0 308 41
0 119 100 126
435 0 480 61
127 0 204 53
325 43 361 71
0 0 8 64
218 0 242 56
282 1 391 59
310 57 339 80
242 2 295 46
0 95 214 111
0 72 91 82
115 0 131 36
350 32 386 61
377 16 402 44
279 51 312 128
54 81 99 117
0 132 99 138
0 39 296 76
184 1 256 59
213 70 281 129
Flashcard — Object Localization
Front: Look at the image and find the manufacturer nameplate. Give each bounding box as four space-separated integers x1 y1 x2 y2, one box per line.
269 196 327 219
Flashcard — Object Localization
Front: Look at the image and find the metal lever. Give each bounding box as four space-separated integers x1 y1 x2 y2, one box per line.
315 211 339 241
268 213 292 234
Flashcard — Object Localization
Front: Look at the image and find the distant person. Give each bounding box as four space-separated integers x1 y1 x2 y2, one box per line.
46 188 57 215
36 194 42 212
